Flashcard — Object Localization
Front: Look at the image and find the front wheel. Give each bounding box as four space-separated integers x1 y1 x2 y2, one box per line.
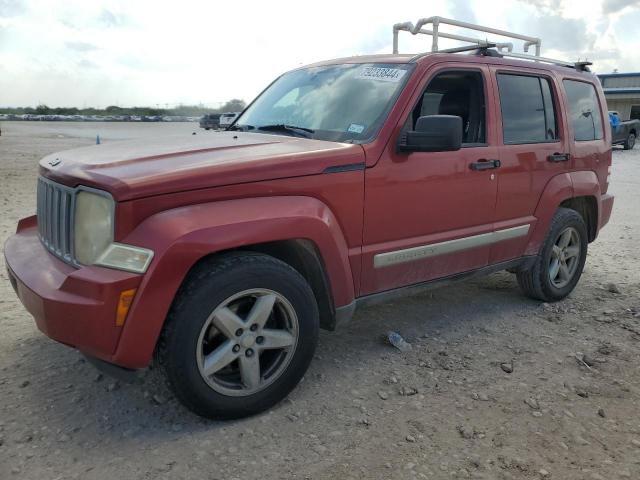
623 132 636 150
517 208 588 302
157 253 319 419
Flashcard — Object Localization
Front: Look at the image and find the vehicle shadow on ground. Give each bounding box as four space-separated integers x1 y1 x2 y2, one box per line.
11 271 538 445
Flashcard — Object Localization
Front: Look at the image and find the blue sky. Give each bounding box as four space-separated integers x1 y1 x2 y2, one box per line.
0 0 638 108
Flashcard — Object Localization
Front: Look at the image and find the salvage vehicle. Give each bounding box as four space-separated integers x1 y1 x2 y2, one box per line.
609 111 638 149
5 17 614 419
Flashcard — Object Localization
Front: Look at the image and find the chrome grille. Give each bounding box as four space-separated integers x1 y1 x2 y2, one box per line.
36 177 75 264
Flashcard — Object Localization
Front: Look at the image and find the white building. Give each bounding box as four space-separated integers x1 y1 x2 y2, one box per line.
597 72 640 121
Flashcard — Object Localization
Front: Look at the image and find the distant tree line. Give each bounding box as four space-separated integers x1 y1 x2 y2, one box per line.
0 99 247 116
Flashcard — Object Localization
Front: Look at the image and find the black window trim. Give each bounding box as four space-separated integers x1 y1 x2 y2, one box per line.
406 67 490 148
495 70 561 146
562 78 606 143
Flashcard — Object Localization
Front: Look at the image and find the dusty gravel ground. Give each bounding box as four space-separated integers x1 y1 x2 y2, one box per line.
1 121 639 480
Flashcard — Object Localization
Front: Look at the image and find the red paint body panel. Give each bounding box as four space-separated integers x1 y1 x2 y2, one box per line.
40 132 365 201
361 63 499 294
5 219 141 362
524 173 574 256
113 196 355 368
488 65 572 264
4 52 615 369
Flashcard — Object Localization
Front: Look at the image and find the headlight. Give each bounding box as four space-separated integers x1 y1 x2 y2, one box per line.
74 190 154 273
74 191 114 265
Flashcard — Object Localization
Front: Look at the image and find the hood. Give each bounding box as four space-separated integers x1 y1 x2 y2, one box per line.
40 132 365 200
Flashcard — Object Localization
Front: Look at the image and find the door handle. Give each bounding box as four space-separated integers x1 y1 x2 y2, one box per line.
470 159 501 171
548 153 570 162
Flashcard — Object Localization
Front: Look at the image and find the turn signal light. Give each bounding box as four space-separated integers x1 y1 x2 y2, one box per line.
115 288 137 327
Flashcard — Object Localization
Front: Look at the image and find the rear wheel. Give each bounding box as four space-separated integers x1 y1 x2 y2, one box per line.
517 208 588 302
623 132 636 150
157 253 319 419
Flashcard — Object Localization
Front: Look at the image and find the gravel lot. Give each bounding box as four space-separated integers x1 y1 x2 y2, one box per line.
1 121 639 480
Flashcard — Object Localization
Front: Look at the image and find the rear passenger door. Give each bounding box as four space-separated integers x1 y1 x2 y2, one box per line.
490 68 570 264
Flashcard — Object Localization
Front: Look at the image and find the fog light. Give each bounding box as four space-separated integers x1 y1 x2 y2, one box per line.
116 288 137 327
95 243 154 273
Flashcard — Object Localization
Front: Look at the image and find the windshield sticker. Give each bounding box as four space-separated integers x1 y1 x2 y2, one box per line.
356 67 407 83
348 123 365 134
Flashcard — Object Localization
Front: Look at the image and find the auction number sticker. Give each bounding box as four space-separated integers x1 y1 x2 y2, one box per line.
356 67 406 82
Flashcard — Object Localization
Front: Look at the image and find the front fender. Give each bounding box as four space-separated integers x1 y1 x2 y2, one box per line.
112 196 354 368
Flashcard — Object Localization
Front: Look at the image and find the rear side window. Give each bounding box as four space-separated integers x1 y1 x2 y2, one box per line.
563 80 604 141
497 74 558 144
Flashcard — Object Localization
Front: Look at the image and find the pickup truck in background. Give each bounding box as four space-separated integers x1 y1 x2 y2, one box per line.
609 111 638 149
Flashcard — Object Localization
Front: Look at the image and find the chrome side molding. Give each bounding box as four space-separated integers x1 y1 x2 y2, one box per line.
374 224 530 268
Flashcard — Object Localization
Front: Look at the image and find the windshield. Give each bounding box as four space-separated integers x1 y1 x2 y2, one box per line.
233 63 414 143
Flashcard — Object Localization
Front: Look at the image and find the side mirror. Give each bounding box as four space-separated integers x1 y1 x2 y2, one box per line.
398 115 462 152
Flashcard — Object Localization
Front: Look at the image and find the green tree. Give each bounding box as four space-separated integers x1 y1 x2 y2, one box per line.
35 104 50 114
220 99 246 112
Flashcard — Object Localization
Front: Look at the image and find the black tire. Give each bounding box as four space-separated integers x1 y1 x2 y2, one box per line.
156 252 319 419
623 132 636 150
517 208 588 302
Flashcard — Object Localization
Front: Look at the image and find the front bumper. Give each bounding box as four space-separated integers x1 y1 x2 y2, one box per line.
4 216 142 362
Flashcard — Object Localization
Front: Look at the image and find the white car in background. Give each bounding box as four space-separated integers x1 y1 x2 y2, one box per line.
219 112 240 129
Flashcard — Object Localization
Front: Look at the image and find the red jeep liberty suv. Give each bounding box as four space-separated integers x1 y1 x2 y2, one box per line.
4 20 614 419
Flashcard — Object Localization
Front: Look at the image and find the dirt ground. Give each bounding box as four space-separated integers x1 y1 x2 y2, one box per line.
1 121 639 480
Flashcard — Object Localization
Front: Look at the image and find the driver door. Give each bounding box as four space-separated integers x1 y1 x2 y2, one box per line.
360 65 500 295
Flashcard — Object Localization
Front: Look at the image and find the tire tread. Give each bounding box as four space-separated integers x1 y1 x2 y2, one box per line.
155 252 318 419
517 207 587 302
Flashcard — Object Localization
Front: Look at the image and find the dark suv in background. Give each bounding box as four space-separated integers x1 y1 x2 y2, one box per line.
199 113 221 130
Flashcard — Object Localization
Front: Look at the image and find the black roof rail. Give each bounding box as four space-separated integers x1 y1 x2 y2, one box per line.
575 61 593 72
409 43 498 62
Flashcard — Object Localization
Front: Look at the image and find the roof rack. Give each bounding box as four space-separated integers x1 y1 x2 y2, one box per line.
393 16 592 71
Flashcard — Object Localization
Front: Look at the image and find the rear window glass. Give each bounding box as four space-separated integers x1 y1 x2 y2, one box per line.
497 74 558 144
563 80 604 141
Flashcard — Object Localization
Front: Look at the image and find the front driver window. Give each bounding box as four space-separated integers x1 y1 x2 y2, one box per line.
410 70 487 145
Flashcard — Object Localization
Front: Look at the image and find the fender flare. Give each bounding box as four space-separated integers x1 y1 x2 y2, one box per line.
524 173 573 256
569 170 603 233
525 171 602 256
112 195 354 368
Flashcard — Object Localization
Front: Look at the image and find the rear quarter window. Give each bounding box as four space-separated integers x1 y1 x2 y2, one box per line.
562 80 604 141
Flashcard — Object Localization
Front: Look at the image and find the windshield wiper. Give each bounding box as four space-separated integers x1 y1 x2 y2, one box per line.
227 124 253 131
257 124 315 138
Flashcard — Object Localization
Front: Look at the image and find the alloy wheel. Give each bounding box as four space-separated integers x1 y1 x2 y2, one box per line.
196 289 299 397
548 226 581 289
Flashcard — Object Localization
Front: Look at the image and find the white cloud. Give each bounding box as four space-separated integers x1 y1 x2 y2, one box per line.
0 0 638 107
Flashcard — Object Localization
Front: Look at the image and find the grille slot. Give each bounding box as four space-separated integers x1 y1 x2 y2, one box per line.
36 177 75 264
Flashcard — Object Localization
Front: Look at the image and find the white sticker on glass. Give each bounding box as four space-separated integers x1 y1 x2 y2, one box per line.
356 67 407 83
348 123 365 134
